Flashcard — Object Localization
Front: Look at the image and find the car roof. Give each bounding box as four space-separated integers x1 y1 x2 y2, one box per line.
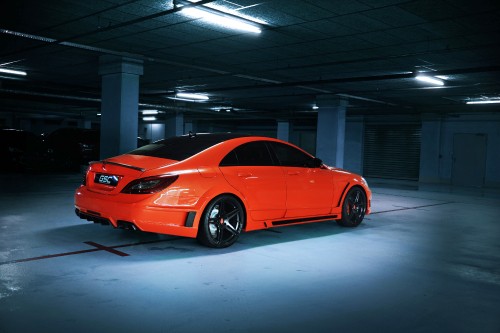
181 132 250 140
128 132 252 161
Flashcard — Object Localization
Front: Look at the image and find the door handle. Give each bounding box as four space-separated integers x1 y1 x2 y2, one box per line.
237 172 253 177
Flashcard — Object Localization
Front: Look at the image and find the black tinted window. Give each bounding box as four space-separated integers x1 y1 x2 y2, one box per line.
220 150 238 166
129 133 248 161
220 141 274 166
269 142 314 167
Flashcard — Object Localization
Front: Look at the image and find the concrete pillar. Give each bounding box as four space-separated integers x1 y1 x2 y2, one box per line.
1 113 14 128
98 55 143 159
19 118 31 131
165 112 184 138
185 122 194 134
79 119 91 129
277 121 290 142
419 114 442 184
315 96 347 167
344 116 364 174
151 123 165 142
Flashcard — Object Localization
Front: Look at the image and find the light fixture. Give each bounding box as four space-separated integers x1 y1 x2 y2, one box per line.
210 106 232 112
143 116 157 121
415 75 444 86
0 68 27 76
312 105 319 110
466 99 500 105
176 92 209 101
177 0 264 34
141 109 158 115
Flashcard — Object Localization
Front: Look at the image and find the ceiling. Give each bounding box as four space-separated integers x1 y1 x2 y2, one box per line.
1 0 500 123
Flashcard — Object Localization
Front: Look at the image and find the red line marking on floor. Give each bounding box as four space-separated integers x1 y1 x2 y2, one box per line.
84 241 129 257
2 249 100 265
370 202 454 215
0 238 182 265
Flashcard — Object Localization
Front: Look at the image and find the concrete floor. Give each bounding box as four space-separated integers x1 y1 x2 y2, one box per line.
1 173 499 333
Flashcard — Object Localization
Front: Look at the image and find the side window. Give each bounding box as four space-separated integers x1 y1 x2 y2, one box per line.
269 142 314 167
220 150 238 166
220 141 274 166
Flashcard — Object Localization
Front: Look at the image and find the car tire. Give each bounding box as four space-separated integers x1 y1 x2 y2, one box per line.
197 195 245 248
337 186 367 227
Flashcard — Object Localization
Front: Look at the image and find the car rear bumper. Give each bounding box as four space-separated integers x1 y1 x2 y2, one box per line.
74 187 199 238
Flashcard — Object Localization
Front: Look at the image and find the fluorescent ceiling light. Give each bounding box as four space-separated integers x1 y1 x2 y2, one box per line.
0 68 27 76
143 116 157 121
176 92 209 100
141 109 158 115
466 99 500 104
415 75 444 86
312 105 319 110
179 1 263 34
210 106 232 112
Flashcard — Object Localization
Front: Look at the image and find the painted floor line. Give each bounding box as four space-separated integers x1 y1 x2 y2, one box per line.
84 241 130 257
0 202 455 266
371 201 454 215
0 237 182 266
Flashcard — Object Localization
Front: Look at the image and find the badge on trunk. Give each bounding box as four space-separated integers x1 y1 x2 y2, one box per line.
94 174 120 186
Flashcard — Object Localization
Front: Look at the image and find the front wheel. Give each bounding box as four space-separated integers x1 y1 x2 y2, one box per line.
197 195 245 248
337 187 367 227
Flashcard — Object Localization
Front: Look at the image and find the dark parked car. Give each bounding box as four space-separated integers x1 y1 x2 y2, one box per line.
137 136 150 147
43 128 151 170
0 129 44 171
43 128 100 170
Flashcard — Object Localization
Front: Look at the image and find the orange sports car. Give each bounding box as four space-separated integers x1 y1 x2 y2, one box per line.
75 133 371 248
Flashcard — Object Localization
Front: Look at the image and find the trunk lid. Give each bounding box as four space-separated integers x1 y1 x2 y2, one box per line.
85 154 178 195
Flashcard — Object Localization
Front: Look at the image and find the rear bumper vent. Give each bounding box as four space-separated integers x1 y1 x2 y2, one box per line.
75 208 110 225
75 209 141 231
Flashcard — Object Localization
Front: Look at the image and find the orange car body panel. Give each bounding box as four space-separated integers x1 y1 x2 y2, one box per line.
74 136 371 238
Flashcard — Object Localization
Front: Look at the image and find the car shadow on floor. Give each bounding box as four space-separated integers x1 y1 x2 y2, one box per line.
34 219 376 263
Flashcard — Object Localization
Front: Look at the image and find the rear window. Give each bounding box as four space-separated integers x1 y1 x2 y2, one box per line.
128 133 248 161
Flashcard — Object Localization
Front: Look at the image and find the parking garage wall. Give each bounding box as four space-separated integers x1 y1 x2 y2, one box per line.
420 113 500 188
4 116 99 135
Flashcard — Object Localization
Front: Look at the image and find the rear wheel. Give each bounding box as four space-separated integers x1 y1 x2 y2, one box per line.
337 187 366 227
197 195 244 248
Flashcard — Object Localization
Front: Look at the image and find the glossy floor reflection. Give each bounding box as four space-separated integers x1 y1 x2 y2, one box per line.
1 173 499 333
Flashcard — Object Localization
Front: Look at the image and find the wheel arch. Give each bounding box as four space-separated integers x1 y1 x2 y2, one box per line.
193 191 248 235
340 184 368 206
338 184 369 227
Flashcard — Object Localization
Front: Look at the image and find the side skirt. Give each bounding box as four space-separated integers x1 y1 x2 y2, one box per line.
270 214 339 227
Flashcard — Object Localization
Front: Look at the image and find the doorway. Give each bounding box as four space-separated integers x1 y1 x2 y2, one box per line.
452 133 487 187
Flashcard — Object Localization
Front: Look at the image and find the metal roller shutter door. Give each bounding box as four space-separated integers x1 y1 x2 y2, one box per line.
363 124 421 180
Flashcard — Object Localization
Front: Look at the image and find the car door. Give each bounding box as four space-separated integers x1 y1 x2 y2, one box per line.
268 141 334 218
219 141 286 221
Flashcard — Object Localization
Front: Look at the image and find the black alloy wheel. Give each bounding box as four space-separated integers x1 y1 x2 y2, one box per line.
197 195 245 248
338 187 367 227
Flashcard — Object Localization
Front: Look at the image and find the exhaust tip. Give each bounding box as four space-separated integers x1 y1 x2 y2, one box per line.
117 220 139 231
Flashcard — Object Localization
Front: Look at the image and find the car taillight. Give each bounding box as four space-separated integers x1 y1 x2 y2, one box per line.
121 175 179 194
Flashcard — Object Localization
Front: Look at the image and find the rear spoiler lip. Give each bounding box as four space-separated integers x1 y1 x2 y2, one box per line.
89 160 146 172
